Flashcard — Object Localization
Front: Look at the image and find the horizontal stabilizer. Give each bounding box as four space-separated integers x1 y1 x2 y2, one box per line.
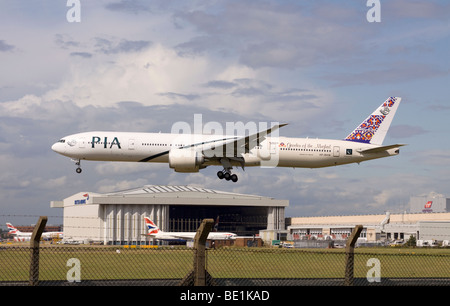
358 144 406 154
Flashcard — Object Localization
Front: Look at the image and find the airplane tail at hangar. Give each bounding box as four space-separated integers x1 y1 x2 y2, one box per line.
144 217 160 235
345 97 402 145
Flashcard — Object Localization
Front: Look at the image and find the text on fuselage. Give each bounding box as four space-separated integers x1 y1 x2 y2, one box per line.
91 136 121 149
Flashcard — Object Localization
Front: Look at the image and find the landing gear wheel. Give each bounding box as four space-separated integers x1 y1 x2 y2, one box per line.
217 170 238 182
217 161 238 182
72 159 82 174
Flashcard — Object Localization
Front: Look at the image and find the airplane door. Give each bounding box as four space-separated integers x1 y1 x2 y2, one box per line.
257 140 276 161
128 139 135 150
269 142 277 155
333 146 340 157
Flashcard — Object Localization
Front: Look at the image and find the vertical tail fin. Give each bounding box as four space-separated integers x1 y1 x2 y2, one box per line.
144 217 160 235
345 97 402 145
213 216 219 232
6 223 19 235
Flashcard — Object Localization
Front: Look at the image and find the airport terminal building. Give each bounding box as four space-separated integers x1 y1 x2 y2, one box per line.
287 193 450 246
51 185 288 245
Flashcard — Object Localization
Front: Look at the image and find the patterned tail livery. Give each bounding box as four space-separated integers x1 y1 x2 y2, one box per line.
345 97 401 145
144 217 160 235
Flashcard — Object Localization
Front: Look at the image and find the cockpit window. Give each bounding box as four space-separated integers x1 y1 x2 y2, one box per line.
58 139 65 143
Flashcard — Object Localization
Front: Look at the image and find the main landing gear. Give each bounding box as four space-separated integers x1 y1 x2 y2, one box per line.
217 158 240 182
217 170 238 182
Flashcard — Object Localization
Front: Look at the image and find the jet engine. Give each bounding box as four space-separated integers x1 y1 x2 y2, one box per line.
168 148 205 172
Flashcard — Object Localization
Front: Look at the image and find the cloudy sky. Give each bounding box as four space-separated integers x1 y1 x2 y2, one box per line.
1 0 449 226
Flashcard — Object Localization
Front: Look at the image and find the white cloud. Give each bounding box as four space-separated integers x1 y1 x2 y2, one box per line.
37 43 215 107
33 176 68 190
2 38 334 123
1 1 449 222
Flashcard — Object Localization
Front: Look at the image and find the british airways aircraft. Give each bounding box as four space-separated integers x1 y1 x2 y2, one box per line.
6 223 63 242
144 217 236 241
52 97 404 182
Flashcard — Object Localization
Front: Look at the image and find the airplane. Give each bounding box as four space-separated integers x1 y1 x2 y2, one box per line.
143 217 237 241
6 223 63 241
51 97 405 182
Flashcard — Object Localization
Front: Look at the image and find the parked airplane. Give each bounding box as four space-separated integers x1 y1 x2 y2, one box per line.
52 97 404 182
6 223 63 242
143 217 237 241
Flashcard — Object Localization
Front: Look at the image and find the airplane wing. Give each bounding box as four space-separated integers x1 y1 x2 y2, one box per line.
139 123 287 164
242 123 288 152
171 234 196 240
357 144 406 154
201 123 288 159
143 232 196 240
169 233 235 240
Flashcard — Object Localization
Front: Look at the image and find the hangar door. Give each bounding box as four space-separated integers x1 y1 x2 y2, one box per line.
169 205 268 236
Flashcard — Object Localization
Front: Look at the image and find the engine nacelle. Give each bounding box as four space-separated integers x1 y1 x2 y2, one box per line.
169 149 205 173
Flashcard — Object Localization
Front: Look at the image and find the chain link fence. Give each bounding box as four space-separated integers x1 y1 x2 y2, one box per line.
2 216 450 286
2 244 450 286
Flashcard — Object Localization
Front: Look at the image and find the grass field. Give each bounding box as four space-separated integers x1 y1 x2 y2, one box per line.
1 245 450 282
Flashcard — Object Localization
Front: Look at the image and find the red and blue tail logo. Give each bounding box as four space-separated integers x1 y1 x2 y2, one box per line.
6 223 18 234
144 218 159 235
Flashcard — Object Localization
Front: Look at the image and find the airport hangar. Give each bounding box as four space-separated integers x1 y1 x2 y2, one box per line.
51 185 288 245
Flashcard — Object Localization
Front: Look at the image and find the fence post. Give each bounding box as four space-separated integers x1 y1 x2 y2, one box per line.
179 218 214 286
344 224 363 286
193 218 213 286
29 216 48 286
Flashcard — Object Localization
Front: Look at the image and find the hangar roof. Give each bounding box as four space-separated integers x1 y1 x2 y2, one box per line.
90 185 288 207
106 185 254 197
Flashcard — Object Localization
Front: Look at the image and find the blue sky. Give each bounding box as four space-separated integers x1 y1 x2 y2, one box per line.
0 0 449 226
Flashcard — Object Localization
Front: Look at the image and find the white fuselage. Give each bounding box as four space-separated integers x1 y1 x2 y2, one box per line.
51 131 400 169
51 97 404 181
149 231 237 241
7 228 63 241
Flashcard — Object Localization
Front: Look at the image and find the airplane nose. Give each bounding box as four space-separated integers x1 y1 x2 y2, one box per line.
51 142 65 154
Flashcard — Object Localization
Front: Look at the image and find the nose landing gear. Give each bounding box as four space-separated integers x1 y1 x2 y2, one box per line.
72 159 82 173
